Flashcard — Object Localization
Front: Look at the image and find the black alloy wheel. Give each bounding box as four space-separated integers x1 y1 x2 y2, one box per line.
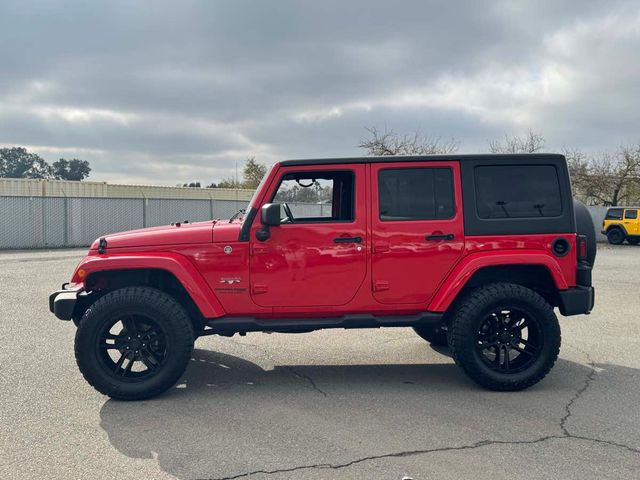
97 313 167 380
476 308 542 374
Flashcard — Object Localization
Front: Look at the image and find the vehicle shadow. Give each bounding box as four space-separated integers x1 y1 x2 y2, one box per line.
99 348 638 480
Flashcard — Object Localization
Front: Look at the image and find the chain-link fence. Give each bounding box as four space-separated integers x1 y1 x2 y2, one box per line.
0 196 332 249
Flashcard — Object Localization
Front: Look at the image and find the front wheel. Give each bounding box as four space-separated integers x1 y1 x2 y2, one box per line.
75 287 194 400
448 283 560 391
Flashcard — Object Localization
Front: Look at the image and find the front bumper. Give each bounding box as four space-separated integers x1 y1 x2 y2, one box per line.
49 284 83 320
558 286 595 316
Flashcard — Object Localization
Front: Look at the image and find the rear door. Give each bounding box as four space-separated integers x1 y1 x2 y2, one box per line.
370 161 464 305
624 209 639 235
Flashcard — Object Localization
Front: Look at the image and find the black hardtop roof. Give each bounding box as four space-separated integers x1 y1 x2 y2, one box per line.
280 153 566 167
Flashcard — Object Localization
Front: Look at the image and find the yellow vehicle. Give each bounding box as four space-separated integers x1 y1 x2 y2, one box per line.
602 207 640 245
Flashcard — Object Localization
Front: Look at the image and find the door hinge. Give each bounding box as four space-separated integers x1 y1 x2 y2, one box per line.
374 280 390 292
373 242 390 253
251 245 268 256
252 284 268 294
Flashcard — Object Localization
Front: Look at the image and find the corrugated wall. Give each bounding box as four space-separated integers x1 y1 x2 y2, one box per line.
588 206 608 242
0 178 255 200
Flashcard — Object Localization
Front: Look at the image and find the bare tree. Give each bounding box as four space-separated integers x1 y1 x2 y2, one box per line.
488 129 546 154
359 127 459 156
562 147 590 200
581 146 640 206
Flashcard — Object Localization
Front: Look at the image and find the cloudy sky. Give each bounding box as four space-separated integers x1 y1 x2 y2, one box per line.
1 1 639 185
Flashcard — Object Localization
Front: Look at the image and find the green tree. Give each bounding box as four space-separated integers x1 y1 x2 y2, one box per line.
215 178 243 188
0 147 52 179
52 158 91 181
242 157 267 188
206 157 267 189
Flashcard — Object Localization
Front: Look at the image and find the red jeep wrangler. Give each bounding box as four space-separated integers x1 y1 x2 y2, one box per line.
50 154 596 400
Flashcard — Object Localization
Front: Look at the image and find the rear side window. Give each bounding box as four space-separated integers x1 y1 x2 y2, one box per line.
606 208 624 220
378 168 454 221
624 209 638 219
475 165 562 219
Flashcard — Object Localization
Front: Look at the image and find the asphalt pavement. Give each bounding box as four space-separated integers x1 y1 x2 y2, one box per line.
1 245 639 479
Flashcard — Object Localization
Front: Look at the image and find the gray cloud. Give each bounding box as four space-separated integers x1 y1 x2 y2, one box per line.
0 0 639 184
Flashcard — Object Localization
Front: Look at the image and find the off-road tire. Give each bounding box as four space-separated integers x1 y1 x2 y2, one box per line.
413 324 448 346
607 228 625 245
75 287 194 401
448 283 561 391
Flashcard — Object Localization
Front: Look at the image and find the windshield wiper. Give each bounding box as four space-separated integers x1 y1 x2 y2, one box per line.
229 209 246 222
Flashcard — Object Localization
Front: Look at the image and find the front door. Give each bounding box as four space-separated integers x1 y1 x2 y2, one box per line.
250 164 367 307
370 161 465 305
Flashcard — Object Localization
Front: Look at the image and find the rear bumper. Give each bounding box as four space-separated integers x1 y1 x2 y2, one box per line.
558 286 594 316
49 284 83 321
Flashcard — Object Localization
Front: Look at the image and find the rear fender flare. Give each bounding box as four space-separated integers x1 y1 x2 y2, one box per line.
428 251 568 312
606 224 628 236
72 253 225 318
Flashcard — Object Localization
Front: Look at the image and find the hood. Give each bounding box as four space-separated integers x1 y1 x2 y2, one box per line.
90 219 244 251
90 220 215 250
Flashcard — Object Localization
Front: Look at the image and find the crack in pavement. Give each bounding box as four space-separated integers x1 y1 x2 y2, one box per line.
559 346 597 437
285 366 328 397
202 350 639 480
202 436 561 480
558 345 640 455
204 434 640 480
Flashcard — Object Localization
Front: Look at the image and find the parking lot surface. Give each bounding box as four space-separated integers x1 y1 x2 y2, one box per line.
1 246 639 479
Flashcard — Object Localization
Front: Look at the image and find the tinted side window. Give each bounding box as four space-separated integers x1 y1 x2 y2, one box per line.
606 208 624 220
475 165 562 219
378 168 454 221
624 209 638 219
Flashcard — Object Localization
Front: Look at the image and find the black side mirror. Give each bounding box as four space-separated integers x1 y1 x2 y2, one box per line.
256 203 281 242
261 203 281 226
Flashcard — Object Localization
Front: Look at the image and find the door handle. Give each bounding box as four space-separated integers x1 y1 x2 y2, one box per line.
334 236 362 244
425 233 454 241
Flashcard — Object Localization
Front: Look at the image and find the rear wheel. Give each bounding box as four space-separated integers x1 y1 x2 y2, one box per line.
607 228 625 245
413 324 448 346
628 237 640 245
448 283 560 391
75 287 194 400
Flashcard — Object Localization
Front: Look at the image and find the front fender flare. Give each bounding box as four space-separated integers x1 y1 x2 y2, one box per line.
427 250 569 312
72 253 226 318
